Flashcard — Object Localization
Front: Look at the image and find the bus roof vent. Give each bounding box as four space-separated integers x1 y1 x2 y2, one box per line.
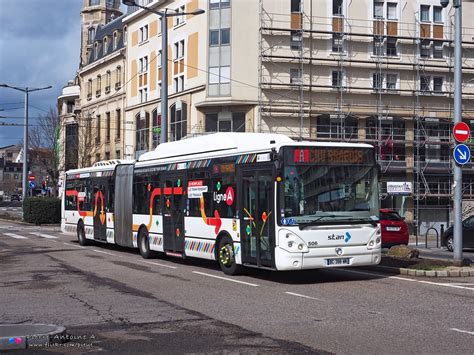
92 160 126 167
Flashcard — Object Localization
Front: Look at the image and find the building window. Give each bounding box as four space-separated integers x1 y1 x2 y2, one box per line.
374 1 384 19
94 42 99 59
433 76 443 93
291 0 302 13
373 73 383 91
420 39 431 58
386 37 397 56
433 41 444 58
96 75 101 96
174 5 185 27
290 68 302 84
387 2 397 20
291 31 302 50
139 56 148 73
116 109 121 139
332 70 343 88
113 31 118 49
386 74 397 91
420 75 431 92
209 66 230 84
139 25 148 43
333 0 343 16
433 6 443 23
106 112 111 143
210 0 230 9
205 112 245 132
139 88 148 103
96 115 101 144
105 70 111 93
115 65 122 89
136 112 150 152
170 102 187 141
373 37 384 56
87 79 92 100
210 30 219 46
103 37 108 55
221 28 230 45
89 0 100 5
332 33 344 53
420 5 430 22
152 109 161 148
88 27 96 44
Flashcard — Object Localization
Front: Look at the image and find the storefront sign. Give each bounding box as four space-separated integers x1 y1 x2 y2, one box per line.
387 182 412 195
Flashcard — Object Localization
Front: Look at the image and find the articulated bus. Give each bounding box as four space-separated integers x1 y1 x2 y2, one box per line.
62 133 381 275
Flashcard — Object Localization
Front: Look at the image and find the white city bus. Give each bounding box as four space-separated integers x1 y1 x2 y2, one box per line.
62 133 381 275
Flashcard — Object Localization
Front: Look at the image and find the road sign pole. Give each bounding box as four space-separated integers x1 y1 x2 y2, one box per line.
453 0 463 265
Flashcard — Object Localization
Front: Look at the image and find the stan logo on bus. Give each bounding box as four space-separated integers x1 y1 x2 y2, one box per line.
213 186 235 206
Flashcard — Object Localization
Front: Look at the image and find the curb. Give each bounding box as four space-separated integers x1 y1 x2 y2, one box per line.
363 265 474 278
0 324 66 351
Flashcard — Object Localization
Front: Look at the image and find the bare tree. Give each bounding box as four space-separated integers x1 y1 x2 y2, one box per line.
77 112 103 168
29 108 62 195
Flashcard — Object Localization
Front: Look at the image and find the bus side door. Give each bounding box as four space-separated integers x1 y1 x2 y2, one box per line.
239 166 275 268
92 179 107 242
162 173 186 253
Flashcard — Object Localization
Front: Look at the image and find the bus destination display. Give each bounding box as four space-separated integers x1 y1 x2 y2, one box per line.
291 148 368 164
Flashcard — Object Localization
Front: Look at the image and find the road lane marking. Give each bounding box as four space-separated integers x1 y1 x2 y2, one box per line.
338 269 474 291
63 242 85 249
449 328 474 336
4 233 28 239
192 271 259 287
285 291 320 300
141 261 178 269
92 249 121 257
30 232 58 239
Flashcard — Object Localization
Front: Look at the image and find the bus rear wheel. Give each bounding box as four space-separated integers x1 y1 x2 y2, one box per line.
217 236 243 276
77 222 89 246
138 228 155 259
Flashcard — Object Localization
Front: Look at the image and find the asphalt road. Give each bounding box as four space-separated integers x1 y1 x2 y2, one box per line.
0 221 473 354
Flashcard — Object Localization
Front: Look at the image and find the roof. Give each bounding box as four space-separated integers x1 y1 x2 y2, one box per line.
88 15 126 65
66 159 135 175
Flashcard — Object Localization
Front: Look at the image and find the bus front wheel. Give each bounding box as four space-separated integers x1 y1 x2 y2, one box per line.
217 236 243 276
77 222 89 246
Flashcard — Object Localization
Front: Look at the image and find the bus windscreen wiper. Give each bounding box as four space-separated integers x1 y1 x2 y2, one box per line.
297 215 352 228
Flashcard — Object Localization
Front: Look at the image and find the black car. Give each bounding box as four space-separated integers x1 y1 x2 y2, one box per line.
441 215 474 251
10 194 21 201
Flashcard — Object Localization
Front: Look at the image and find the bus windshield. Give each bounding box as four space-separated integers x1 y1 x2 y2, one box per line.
279 146 379 225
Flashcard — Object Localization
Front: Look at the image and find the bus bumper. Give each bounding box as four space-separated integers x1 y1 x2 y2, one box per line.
275 245 381 271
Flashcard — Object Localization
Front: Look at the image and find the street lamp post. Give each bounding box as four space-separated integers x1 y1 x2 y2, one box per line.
440 0 463 264
122 0 204 144
0 84 52 201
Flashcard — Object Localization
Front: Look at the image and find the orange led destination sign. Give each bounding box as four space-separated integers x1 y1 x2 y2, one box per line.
293 148 365 164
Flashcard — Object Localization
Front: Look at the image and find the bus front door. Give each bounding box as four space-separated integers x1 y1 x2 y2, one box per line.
162 174 186 254
92 180 107 242
240 167 275 268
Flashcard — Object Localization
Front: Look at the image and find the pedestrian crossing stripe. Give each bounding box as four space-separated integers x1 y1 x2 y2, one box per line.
3 233 28 239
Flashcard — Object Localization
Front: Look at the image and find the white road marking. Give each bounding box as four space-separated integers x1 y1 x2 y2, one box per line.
30 232 58 239
141 261 178 269
192 271 259 287
63 242 85 249
3 233 28 239
338 268 474 291
92 249 121 257
285 291 320 300
0 249 10 252
449 328 474 336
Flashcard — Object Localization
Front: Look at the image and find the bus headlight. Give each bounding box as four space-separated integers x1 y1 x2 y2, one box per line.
281 232 309 253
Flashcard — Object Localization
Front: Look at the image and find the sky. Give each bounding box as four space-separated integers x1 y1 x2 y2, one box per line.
0 0 83 147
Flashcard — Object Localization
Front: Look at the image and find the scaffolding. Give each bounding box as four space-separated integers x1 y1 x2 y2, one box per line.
258 0 474 235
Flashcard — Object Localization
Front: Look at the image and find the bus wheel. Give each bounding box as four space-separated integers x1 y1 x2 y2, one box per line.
138 228 154 259
77 222 89 246
218 236 243 276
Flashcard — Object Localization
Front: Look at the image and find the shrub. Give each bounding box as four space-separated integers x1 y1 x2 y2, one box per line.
23 197 61 225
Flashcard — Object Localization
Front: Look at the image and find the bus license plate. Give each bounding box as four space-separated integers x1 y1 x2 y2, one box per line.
326 258 350 266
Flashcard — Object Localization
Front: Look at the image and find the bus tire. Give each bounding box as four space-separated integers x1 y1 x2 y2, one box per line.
217 236 243 276
138 227 155 259
77 221 89 246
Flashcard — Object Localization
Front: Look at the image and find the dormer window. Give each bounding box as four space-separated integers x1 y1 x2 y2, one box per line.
113 31 119 49
94 42 99 59
88 27 95 44
103 37 108 55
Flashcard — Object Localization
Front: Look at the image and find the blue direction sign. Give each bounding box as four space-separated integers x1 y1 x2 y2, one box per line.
29 181 36 189
453 144 471 165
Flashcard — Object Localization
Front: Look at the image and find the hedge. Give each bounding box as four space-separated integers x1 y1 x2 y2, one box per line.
23 197 61 225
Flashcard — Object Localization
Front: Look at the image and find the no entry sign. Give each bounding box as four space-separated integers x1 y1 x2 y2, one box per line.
453 122 470 143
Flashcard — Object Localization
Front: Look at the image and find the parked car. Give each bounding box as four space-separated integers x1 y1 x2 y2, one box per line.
379 209 409 248
441 216 474 251
10 194 21 201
